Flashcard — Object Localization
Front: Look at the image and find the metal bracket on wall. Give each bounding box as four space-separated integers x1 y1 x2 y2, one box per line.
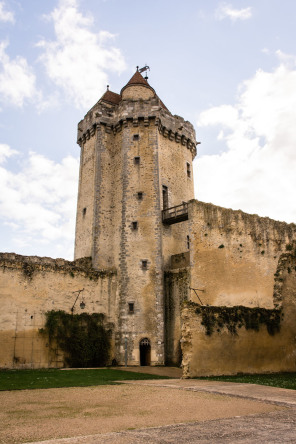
189 287 205 305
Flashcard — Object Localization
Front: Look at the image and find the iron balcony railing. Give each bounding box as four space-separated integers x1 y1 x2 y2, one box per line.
162 202 188 225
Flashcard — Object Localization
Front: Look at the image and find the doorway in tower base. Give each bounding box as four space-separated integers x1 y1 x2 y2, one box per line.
139 338 151 366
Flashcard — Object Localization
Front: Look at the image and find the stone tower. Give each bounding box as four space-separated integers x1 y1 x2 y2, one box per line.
75 68 197 365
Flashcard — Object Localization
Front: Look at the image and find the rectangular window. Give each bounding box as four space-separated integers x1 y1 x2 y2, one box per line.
128 302 134 313
141 260 148 270
187 235 190 249
137 192 143 200
134 156 140 165
187 162 191 178
132 221 138 230
162 185 168 210
82 207 87 216
133 134 139 141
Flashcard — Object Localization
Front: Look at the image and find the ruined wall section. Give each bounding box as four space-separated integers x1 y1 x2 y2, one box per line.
181 246 296 377
0 253 117 369
188 200 296 308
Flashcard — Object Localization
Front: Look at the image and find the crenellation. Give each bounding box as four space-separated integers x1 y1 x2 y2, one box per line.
77 97 197 159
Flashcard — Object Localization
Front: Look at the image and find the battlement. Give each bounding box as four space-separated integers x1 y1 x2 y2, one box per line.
0 253 116 279
77 97 197 158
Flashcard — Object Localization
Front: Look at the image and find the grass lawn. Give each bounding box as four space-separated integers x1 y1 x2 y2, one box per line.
196 373 296 390
0 368 169 391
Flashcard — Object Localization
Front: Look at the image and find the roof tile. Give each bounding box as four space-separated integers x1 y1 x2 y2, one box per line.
100 90 121 105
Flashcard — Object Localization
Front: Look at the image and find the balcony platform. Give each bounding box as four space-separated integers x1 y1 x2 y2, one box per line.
162 203 188 225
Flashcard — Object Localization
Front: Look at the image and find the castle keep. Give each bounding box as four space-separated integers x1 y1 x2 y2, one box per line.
74 69 196 365
1 69 296 375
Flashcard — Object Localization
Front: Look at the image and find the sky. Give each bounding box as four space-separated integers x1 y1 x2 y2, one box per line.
0 0 296 260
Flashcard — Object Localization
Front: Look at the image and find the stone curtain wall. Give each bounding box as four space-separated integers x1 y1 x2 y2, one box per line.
181 252 296 377
187 200 296 308
0 254 117 369
181 201 296 376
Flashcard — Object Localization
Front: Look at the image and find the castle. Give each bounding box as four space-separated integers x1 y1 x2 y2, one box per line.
1 69 296 376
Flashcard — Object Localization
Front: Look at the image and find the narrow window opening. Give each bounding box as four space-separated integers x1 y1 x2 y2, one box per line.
128 302 134 313
133 134 139 141
83 207 87 217
162 185 168 210
141 260 148 270
187 235 190 249
134 156 140 165
132 221 138 230
187 162 191 178
137 192 143 200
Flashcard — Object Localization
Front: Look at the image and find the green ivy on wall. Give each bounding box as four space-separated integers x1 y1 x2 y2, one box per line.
39 310 111 367
194 304 282 336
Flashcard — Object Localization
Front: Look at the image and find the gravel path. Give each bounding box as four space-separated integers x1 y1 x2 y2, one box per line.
27 408 296 444
0 383 278 444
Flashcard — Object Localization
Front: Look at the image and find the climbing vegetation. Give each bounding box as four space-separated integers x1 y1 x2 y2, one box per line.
194 304 282 336
39 310 111 367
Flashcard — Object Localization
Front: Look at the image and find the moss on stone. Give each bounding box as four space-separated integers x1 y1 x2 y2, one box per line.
185 301 282 336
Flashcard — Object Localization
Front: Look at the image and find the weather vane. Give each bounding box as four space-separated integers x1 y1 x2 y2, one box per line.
137 65 150 80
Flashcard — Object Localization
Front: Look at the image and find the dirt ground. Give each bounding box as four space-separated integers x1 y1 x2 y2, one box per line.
0 383 279 444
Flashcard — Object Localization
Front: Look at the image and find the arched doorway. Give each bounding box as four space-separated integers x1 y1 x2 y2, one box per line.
139 338 151 366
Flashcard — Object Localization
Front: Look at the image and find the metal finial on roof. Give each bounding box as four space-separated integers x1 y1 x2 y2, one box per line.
107 85 109 91
136 66 139 71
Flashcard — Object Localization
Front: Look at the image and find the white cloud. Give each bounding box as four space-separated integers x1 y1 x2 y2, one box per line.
37 0 126 109
0 41 39 107
0 1 14 23
215 3 252 22
0 147 79 259
0 143 17 163
195 52 296 224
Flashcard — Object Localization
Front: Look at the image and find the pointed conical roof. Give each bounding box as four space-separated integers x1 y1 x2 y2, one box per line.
126 70 151 86
120 70 155 95
96 70 169 112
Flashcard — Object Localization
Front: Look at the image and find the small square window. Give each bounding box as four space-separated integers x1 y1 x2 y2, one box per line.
83 207 87 216
133 134 139 141
137 192 143 200
187 162 191 178
141 260 148 269
134 156 140 165
128 302 134 313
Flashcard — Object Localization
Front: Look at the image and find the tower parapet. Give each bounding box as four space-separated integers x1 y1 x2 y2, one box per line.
77 97 197 159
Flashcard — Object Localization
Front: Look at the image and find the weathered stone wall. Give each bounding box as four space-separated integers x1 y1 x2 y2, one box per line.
164 267 190 365
159 121 195 268
74 122 96 259
188 200 296 307
0 253 117 369
181 247 296 376
121 85 154 100
180 202 296 376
